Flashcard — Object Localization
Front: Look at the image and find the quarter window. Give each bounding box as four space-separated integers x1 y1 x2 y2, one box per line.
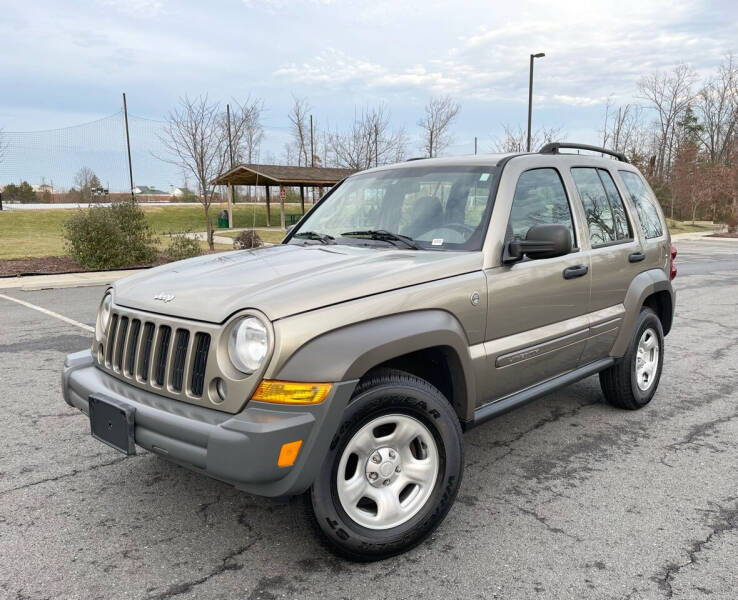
508 168 576 247
619 171 664 239
571 168 632 247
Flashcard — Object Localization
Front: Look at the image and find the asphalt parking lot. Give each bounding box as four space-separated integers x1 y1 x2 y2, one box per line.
1 238 736 600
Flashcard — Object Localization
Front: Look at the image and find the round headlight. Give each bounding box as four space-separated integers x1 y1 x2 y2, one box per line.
96 293 113 340
228 316 268 374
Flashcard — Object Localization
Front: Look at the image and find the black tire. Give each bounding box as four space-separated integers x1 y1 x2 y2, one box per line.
306 368 463 561
599 307 664 410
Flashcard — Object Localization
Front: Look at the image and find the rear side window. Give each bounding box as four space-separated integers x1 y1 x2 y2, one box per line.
508 168 576 247
619 171 664 239
571 168 632 247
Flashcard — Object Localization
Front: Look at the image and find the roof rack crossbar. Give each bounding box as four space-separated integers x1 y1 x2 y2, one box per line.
539 142 628 163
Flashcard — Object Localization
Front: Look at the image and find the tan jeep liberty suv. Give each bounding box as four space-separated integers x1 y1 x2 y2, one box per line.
62 142 676 561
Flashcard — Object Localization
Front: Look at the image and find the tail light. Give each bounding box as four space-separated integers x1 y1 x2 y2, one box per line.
669 244 677 280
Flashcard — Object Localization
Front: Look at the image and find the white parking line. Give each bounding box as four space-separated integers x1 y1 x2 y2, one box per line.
0 293 95 333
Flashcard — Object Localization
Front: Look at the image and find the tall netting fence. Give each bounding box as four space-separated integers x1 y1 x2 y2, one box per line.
0 111 180 198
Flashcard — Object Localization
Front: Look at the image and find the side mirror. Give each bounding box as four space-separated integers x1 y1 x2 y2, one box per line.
503 224 572 264
285 224 296 235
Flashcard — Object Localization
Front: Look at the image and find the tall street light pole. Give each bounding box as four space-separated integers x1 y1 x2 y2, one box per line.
527 52 545 152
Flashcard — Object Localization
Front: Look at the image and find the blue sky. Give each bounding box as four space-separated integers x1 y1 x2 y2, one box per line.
1 0 737 190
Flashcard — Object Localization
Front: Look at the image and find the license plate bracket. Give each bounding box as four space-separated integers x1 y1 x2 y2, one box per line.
89 394 136 455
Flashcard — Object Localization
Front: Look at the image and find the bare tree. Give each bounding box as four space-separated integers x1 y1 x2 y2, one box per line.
695 54 738 166
159 95 229 250
229 96 264 164
600 99 650 158
418 96 460 158
71 167 102 202
288 95 311 166
492 124 564 153
638 64 697 178
329 105 407 169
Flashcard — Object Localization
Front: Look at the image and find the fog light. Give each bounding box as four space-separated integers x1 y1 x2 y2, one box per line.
211 377 227 404
277 440 303 467
252 380 332 405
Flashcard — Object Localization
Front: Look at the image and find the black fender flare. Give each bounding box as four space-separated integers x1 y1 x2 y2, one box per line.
276 310 477 419
611 269 675 357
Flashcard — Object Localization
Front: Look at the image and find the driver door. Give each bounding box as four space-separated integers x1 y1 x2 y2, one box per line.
482 165 591 402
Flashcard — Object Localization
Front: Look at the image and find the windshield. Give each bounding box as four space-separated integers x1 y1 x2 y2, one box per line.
288 165 499 251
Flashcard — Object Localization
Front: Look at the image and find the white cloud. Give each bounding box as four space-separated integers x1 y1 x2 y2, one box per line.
100 0 165 18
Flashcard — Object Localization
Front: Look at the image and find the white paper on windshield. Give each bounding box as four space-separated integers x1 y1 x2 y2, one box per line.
432 238 444 246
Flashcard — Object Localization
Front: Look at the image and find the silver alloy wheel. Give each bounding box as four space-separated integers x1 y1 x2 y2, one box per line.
635 327 660 391
336 414 439 530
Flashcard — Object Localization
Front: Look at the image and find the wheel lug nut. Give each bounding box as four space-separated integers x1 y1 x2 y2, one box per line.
388 450 396 459
371 453 381 464
369 472 378 480
382 479 390 486
395 466 401 473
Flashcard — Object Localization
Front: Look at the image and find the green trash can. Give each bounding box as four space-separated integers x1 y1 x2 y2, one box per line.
217 210 229 228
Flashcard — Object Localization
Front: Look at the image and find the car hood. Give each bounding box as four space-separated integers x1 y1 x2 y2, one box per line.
113 244 483 323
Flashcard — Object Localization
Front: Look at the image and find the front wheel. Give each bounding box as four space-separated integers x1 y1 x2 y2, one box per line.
306 369 463 561
599 307 664 410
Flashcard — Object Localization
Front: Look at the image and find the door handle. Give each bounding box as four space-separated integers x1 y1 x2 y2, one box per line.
563 264 588 279
628 251 646 263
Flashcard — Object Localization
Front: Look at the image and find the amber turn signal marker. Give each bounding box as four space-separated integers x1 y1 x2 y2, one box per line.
277 440 303 467
252 380 332 405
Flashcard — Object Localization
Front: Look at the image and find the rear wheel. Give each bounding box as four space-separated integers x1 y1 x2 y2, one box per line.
599 307 664 409
306 369 463 561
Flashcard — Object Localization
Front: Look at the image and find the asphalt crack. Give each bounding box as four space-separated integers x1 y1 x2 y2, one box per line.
146 541 259 600
514 504 583 542
0 455 141 496
467 399 599 456
654 499 738 598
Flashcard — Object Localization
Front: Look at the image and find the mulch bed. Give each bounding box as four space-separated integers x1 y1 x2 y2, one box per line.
0 255 169 278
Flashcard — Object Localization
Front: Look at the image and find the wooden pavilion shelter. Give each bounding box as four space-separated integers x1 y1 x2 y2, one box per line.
212 164 356 228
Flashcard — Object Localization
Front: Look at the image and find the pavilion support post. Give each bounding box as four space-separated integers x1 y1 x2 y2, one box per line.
300 186 305 214
227 184 234 228
265 185 271 227
279 186 286 230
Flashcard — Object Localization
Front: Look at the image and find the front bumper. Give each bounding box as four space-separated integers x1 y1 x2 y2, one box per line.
62 350 357 497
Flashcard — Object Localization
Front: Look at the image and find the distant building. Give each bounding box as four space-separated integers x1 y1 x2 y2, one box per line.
172 187 196 199
133 185 169 202
32 183 55 194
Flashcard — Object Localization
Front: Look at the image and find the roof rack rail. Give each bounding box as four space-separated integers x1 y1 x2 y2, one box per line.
539 142 628 163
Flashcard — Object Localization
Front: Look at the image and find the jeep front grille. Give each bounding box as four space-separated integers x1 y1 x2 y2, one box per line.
101 310 211 400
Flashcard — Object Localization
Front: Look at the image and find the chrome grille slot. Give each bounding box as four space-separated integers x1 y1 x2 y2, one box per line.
105 314 119 366
154 326 172 386
125 319 141 376
114 316 129 371
191 333 210 398
139 322 155 381
170 329 190 392
96 306 229 410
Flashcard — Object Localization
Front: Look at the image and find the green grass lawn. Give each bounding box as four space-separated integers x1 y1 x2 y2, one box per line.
0 204 714 260
0 204 302 259
218 229 286 244
665 218 711 234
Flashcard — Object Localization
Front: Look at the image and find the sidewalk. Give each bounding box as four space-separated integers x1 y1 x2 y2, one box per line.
0 269 144 291
671 230 738 242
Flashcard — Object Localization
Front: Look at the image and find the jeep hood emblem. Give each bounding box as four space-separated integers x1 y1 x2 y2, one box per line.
153 293 175 303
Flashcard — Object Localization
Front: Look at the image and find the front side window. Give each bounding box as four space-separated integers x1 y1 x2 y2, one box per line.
289 166 498 251
508 168 576 246
571 167 631 247
619 170 664 239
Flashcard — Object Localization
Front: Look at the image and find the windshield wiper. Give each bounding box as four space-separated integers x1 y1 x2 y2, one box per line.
293 231 335 245
340 230 420 249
